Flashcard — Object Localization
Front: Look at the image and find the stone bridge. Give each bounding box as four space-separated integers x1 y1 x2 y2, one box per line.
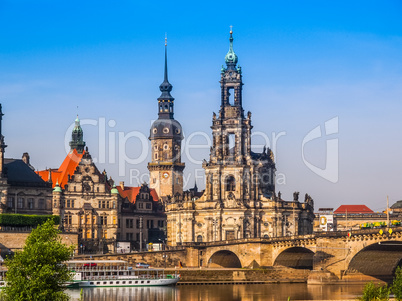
181 227 402 281
81 227 402 282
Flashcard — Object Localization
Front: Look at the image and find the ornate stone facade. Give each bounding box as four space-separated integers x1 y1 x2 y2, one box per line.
37 117 120 253
38 117 167 253
165 31 315 246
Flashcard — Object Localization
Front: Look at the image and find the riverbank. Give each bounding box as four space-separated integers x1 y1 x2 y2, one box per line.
161 267 388 286
165 267 309 284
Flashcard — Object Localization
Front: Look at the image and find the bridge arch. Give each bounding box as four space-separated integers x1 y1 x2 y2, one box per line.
208 250 242 268
347 240 402 282
274 247 315 269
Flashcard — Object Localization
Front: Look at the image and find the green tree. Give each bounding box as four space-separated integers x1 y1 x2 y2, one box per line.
392 266 402 301
358 282 390 301
1 219 74 301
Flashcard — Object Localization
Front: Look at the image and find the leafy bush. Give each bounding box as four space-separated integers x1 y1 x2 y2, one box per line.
392 266 402 301
0 214 60 227
358 282 389 301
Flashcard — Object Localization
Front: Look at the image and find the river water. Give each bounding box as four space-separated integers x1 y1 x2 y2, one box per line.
66 283 367 300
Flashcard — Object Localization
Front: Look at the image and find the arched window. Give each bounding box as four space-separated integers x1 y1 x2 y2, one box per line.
226 176 235 192
197 235 203 242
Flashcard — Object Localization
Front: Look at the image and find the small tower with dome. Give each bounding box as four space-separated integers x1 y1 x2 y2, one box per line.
69 116 86 153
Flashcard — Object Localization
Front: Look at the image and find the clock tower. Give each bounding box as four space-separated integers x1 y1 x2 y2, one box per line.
148 39 185 199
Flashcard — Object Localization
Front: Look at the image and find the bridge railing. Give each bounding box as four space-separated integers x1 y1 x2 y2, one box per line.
171 226 402 248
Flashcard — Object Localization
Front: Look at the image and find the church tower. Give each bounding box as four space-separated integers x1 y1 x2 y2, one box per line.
148 39 185 199
204 28 276 208
165 30 314 247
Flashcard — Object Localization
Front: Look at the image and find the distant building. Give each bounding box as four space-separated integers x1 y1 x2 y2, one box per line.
314 204 401 232
334 205 374 214
391 200 402 214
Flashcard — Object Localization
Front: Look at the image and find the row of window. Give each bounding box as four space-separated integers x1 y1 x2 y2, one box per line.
71 186 101 192
137 202 152 210
7 197 46 210
98 200 116 209
120 219 164 229
89 280 150 285
54 199 75 208
64 215 117 226
83 229 108 239
54 199 117 209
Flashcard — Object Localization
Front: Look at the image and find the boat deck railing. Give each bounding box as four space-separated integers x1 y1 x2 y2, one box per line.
69 266 131 273
79 274 171 281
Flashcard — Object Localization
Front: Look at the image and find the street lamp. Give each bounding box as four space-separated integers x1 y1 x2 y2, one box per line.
139 216 143 252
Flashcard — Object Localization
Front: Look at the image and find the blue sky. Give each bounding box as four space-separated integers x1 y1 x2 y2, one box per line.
1 1 402 211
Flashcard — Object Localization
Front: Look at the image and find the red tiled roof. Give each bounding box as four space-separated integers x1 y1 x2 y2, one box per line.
116 186 159 204
150 189 159 202
36 149 85 188
334 205 374 214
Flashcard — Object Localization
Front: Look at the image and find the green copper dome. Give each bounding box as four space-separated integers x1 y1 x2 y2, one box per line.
111 184 119 194
53 180 62 193
72 116 83 134
225 30 238 66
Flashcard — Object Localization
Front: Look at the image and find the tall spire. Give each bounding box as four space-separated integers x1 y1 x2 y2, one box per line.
225 26 238 70
159 35 172 95
69 115 86 153
164 34 169 83
157 35 174 119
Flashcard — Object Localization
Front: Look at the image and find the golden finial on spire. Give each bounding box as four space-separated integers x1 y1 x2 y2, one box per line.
230 25 233 34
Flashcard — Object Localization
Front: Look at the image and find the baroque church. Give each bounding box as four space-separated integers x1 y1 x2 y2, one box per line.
161 30 315 246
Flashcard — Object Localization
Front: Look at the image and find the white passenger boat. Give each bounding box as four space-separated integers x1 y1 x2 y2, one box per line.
66 260 180 288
